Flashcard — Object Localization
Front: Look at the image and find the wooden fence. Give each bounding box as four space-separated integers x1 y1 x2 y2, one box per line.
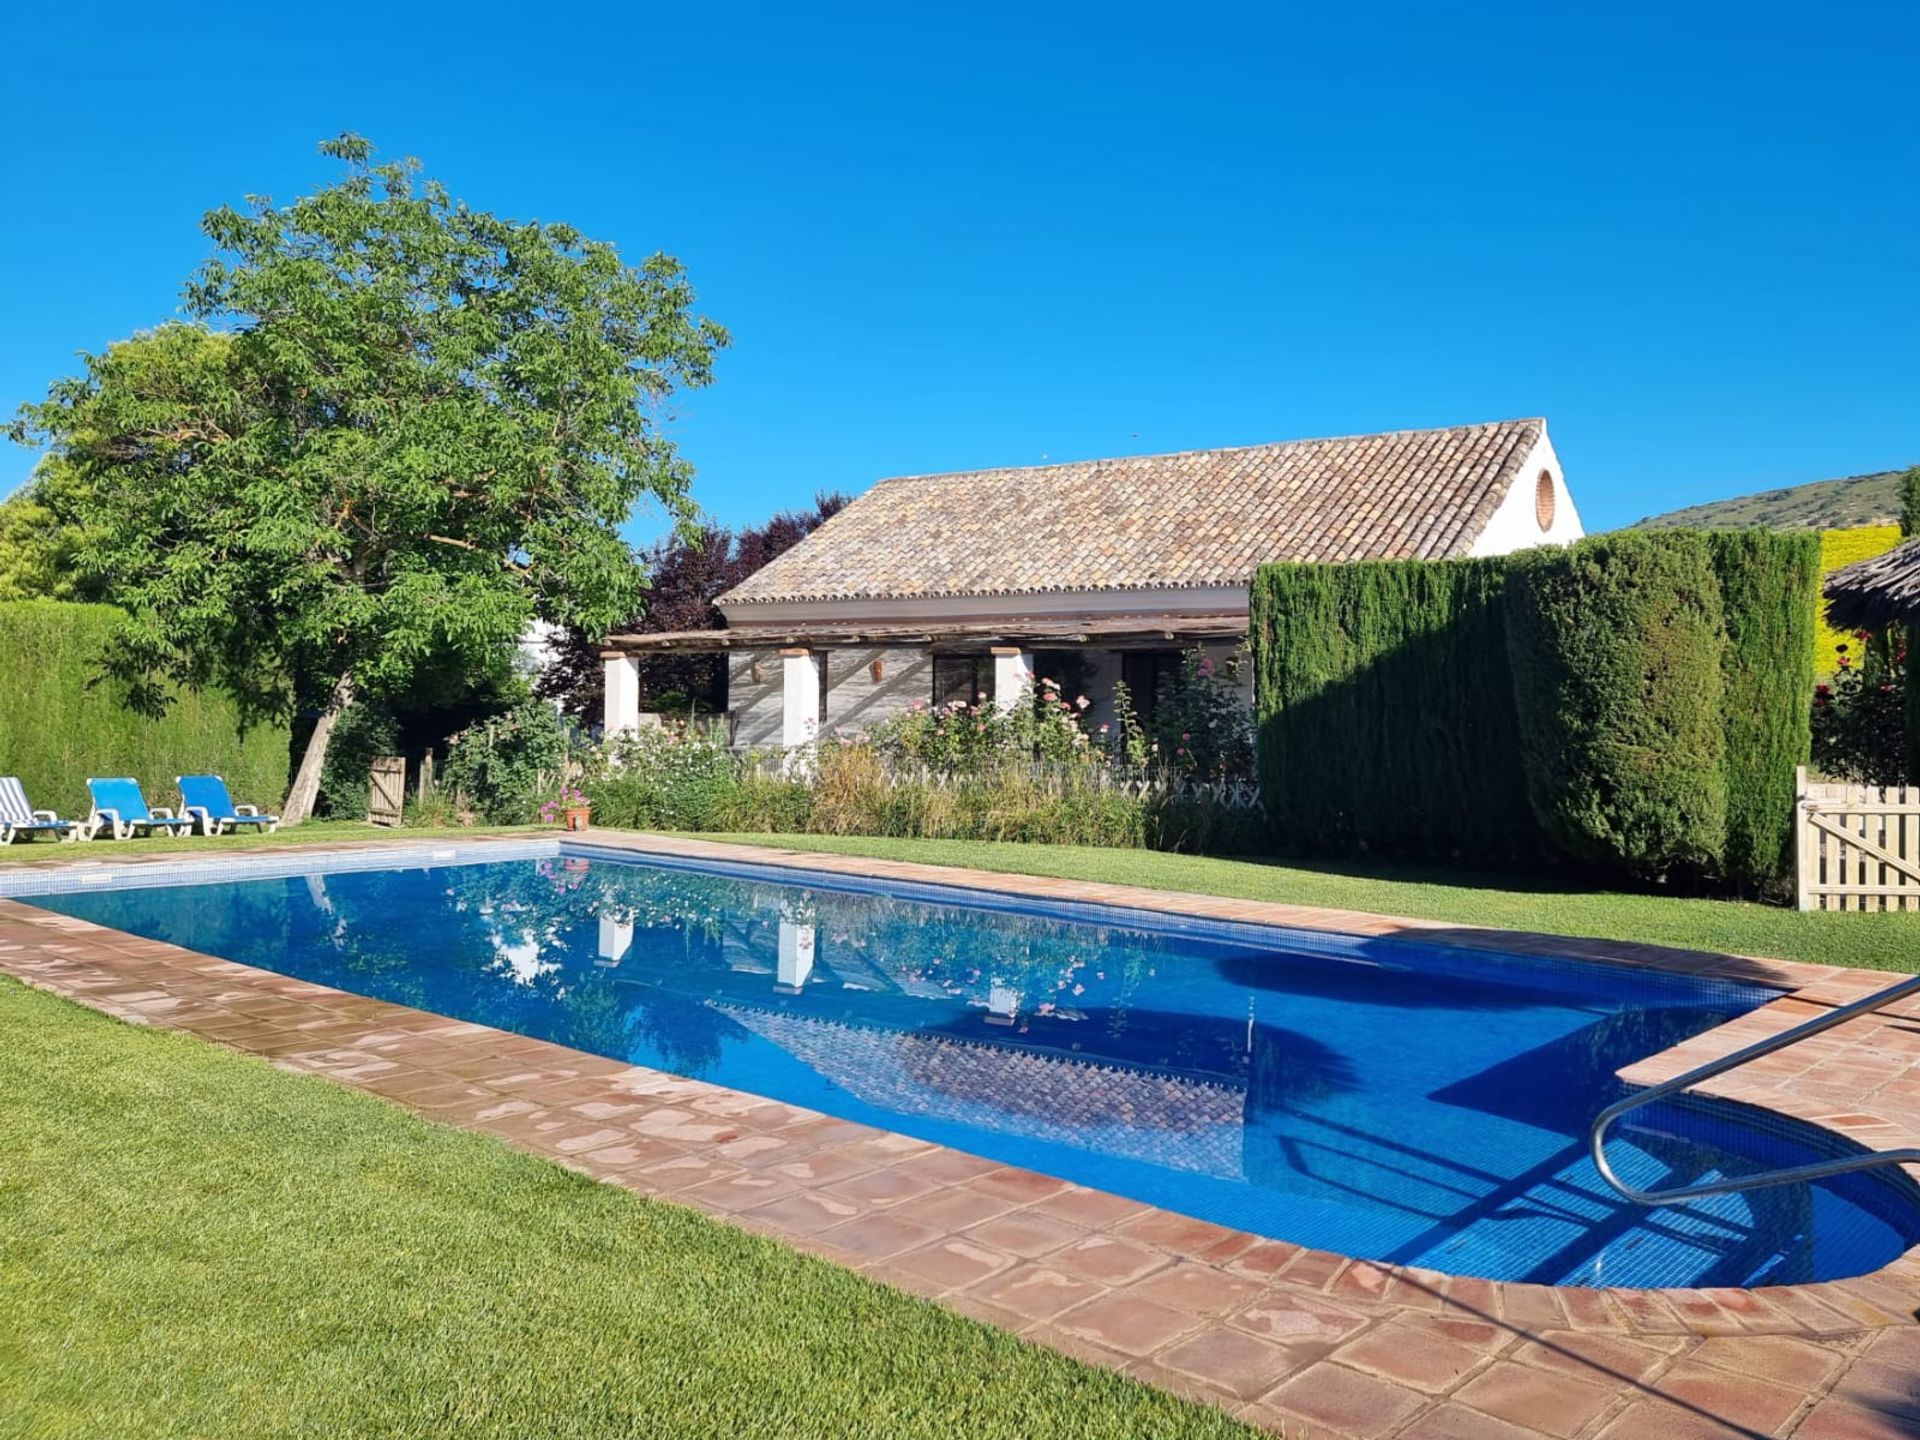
1795 765 1920 911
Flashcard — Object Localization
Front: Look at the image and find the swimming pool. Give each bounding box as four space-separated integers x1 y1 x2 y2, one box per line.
22 843 1920 1288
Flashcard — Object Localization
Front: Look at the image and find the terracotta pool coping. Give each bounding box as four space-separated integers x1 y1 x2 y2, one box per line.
3 828 1918 1440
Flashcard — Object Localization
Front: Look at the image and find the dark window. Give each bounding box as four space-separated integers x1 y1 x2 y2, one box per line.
933 655 993 708
1120 650 1179 723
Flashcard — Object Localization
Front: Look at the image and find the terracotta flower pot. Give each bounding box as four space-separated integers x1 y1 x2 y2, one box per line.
562 805 591 832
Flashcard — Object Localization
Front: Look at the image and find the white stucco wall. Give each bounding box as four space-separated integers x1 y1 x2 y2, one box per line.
1466 429 1584 557
727 645 933 750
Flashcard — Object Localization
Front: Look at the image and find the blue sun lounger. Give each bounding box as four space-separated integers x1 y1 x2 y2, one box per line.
0 777 87 844
178 774 280 836
87 777 196 841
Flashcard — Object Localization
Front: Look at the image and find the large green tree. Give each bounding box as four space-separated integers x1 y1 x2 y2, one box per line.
12 136 726 821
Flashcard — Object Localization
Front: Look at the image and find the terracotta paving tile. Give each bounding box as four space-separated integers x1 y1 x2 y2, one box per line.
1280 1249 1346 1290
1862 1326 1920 1368
887 1238 1015 1293
1053 1293 1200 1357
1452 1359 1615 1439
815 1211 940 1262
1792 1400 1920 1440
887 1185 1019 1233
739 1190 865 1236
1118 1209 1247 1255
1593 1399 1760 1440
1127 1262 1264 1317
972 1264 1108 1322
1330 1319 1491 1394
962 1211 1085 1260
1223 1239 1305 1281
1648 1357 1810 1433
967 1167 1072 1205
1509 1330 1683 1385
769 1147 880 1187
1048 1233 1174 1286
1396 1401 1557 1440
1828 1358 1920 1423
1029 1183 1153 1230
1155 1326 1303 1402
887 1147 1001 1186
1264 1363 1426 1437
1688 1333 1847 1391
822 1165 939 1208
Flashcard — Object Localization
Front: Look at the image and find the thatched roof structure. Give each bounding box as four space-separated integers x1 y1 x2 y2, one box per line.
1825 537 1920 630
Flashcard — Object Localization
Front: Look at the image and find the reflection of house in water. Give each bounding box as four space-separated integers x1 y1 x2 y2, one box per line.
714 1001 1248 1178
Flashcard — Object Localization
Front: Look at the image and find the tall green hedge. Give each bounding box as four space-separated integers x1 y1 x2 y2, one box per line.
1505 534 1728 880
1249 559 1543 861
0 601 288 817
1251 529 1818 889
1705 530 1818 885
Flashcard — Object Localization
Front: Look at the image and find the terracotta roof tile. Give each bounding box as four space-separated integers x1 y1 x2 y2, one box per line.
721 418 1545 605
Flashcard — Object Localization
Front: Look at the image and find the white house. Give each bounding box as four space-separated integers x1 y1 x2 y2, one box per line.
601 418 1583 746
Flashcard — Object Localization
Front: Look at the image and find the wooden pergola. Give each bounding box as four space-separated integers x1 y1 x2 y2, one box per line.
598 613 1248 659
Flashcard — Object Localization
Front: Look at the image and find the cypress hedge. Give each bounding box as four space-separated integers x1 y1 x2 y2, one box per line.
1504 533 1728 880
1706 530 1818 885
1250 559 1543 861
1253 532 1817 889
0 601 288 818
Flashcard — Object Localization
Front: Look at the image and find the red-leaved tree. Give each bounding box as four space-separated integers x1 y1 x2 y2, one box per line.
537 492 848 722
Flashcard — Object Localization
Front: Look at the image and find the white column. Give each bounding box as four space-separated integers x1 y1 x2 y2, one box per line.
603 653 641 737
776 919 816 992
991 647 1032 713
781 648 821 748
596 916 634 967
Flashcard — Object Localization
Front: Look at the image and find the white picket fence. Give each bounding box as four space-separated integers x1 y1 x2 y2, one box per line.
1795 765 1920 911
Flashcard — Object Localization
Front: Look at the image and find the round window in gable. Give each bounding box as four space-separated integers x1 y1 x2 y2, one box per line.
1534 471 1556 531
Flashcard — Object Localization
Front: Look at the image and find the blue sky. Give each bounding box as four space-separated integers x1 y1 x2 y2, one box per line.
3 1 1914 539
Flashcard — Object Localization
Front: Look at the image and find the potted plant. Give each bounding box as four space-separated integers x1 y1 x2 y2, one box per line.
540 786 591 832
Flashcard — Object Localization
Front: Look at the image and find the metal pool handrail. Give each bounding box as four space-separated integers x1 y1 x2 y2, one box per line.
1590 972 1920 1207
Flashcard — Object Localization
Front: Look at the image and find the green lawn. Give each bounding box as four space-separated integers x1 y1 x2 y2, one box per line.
699 834 1920 975
0 978 1254 1440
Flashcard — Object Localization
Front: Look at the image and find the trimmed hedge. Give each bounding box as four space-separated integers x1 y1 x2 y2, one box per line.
1707 530 1819 886
1506 534 1728 880
1252 530 1819 889
0 601 288 817
1249 559 1542 861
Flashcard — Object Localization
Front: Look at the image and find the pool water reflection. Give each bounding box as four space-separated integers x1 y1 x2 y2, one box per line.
33 848 1920 1288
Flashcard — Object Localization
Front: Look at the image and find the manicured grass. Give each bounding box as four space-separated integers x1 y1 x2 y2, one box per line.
0 979 1255 1440
698 834 1920 975
0 820 539 864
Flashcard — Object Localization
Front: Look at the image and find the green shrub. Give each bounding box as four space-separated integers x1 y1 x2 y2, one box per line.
440 702 573 824
0 600 287 816
313 703 401 820
1250 558 1540 861
1706 530 1818 885
1506 533 1729 880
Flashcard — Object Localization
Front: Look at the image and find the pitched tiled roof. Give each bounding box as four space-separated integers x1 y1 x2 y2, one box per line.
721 418 1547 605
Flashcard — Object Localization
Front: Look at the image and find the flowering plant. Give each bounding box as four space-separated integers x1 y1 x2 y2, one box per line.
538 787 590 825
1812 630 1906 782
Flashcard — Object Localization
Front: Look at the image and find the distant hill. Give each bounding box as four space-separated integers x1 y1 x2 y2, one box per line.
1632 468 1912 531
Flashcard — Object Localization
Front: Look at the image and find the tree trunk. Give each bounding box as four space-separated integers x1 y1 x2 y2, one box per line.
283 674 356 825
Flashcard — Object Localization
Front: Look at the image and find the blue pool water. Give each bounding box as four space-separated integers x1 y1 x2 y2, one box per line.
27 845 1920 1288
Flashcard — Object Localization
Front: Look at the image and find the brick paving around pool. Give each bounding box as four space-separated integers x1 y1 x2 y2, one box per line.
3 829 1919 1439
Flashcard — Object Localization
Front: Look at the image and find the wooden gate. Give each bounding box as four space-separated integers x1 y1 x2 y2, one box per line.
1795 765 1920 911
368 756 406 827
